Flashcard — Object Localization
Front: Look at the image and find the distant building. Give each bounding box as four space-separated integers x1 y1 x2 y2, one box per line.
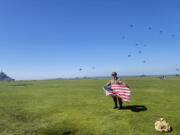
0 71 15 81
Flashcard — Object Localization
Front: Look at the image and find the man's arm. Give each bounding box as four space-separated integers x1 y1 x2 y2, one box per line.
106 80 111 86
118 78 126 85
118 78 129 87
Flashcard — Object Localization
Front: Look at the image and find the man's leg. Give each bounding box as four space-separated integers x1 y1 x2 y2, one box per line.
112 96 118 109
118 98 123 109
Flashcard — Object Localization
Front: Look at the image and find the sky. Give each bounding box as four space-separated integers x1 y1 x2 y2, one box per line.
0 0 180 80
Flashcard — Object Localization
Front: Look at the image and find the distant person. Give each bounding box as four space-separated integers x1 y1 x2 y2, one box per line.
104 72 129 109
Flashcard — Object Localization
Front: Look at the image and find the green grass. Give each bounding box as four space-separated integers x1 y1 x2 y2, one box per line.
0 77 180 135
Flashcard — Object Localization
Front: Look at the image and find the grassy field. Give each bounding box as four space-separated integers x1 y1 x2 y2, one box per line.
0 77 180 135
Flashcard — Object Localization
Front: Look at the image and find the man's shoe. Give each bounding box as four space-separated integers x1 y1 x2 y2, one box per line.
118 106 123 110
113 106 118 109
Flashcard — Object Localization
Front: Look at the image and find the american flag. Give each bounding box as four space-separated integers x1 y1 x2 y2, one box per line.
103 84 131 103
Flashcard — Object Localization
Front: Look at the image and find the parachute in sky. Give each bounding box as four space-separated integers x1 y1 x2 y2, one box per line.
130 24 134 28
171 34 175 38
121 36 126 39
138 50 142 54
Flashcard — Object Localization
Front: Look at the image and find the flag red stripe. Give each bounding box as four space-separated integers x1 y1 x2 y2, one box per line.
110 84 131 103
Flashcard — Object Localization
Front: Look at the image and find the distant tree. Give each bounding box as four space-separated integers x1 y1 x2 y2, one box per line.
0 72 15 81
140 74 146 77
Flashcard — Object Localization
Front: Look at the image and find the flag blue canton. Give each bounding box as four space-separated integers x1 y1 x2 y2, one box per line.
103 85 113 92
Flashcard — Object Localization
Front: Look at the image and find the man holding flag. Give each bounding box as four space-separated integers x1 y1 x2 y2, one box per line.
103 72 131 109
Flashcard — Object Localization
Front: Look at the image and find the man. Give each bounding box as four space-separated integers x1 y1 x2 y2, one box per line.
106 72 126 109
